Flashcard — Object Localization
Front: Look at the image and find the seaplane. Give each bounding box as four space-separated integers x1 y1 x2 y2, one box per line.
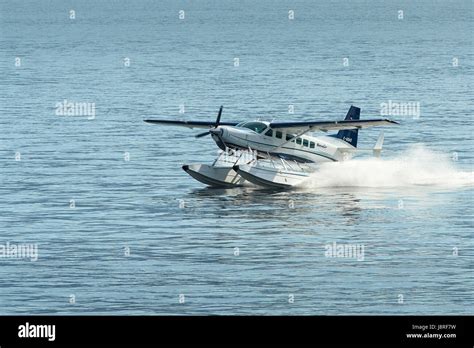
144 105 399 188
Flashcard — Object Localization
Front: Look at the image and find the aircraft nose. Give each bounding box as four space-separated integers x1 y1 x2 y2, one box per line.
209 128 223 136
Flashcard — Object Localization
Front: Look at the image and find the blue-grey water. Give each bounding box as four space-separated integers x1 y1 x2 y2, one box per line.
0 0 473 315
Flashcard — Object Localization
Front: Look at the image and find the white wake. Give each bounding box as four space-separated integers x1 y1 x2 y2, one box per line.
302 145 473 189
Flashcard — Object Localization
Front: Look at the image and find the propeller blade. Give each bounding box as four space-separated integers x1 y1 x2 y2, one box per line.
215 106 223 127
216 133 227 148
196 106 223 138
195 131 210 138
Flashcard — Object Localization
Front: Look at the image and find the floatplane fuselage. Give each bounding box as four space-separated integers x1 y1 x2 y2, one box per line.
209 121 355 163
144 105 398 188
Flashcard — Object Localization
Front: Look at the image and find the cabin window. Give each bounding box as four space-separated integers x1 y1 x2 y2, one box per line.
296 137 302 145
286 133 295 141
265 129 273 137
239 121 268 134
303 139 309 147
276 131 283 139
309 141 315 149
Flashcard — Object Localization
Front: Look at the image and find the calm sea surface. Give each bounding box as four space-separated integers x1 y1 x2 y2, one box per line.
0 0 473 314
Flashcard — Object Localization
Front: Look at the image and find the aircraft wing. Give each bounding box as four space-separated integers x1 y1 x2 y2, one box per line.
144 119 239 129
269 119 399 133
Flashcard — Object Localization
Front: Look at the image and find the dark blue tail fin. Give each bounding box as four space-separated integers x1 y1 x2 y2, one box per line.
334 105 360 147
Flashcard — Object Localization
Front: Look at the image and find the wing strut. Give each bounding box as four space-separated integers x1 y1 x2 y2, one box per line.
271 127 314 152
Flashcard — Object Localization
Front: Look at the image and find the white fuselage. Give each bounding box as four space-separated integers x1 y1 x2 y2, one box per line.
211 121 354 163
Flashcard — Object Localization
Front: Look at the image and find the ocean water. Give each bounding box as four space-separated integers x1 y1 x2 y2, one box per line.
0 0 473 315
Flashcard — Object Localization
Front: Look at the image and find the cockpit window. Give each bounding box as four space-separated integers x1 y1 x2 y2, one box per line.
238 121 268 133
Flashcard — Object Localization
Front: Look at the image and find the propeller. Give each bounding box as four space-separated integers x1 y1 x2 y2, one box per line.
195 106 223 138
195 130 211 138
